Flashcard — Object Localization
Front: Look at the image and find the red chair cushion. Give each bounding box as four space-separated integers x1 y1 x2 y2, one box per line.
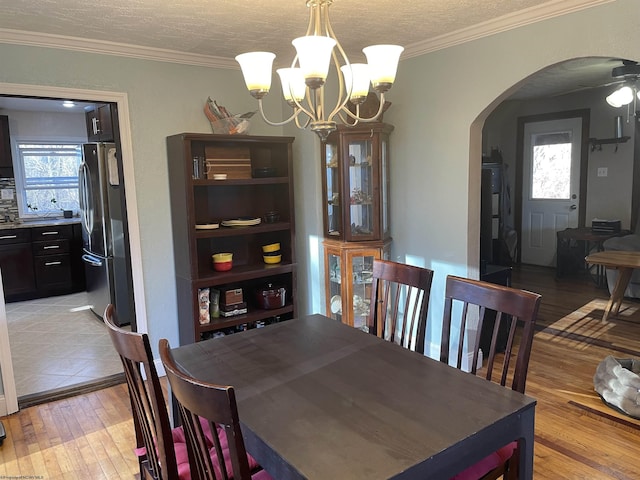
450 441 517 480
135 418 261 479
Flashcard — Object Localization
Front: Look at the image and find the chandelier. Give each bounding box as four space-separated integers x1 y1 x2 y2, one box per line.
235 0 403 140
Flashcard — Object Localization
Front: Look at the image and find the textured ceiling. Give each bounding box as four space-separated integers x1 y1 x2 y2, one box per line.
0 0 557 62
0 0 627 104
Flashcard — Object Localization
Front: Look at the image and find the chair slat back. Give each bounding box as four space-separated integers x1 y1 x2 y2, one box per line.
104 304 178 480
368 259 434 353
159 339 254 480
440 275 541 393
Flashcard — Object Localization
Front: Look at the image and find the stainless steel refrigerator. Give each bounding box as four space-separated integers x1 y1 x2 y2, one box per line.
79 142 133 326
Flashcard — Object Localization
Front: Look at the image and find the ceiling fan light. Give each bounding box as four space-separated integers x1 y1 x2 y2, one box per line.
340 63 370 104
363 44 404 93
292 36 337 89
276 67 306 106
606 85 634 107
235 52 276 99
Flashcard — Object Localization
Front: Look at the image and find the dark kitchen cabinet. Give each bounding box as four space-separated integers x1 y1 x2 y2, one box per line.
0 228 36 301
32 224 74 294
0 222 85 302
0 115 14 178
85 103 116 142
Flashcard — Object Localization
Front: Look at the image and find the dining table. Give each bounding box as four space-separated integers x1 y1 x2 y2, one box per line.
170 314 536 479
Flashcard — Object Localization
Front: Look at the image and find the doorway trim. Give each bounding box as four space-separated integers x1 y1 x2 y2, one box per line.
0 82 148 414
515 109 590 263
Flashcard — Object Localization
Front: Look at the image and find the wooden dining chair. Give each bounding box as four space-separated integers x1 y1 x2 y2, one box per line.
104 304 181 480
367 259 434 353
159 339 273 480
440 276 541 480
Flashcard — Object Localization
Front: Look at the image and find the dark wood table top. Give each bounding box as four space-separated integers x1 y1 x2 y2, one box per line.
171 314 536 479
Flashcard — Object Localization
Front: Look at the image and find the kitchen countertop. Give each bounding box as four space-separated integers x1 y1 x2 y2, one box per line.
0 217 81 230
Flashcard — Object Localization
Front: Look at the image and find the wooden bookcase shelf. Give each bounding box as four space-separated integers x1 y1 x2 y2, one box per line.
167 133 297 344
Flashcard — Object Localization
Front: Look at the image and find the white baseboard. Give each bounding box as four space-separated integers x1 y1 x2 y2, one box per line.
0 395 7 417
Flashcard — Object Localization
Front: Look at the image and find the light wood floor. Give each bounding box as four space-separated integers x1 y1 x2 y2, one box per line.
1 265 639 479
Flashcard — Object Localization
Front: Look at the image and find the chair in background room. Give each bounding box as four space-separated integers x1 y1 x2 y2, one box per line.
440 276 541 480
367 259 434 353
159 339 273 480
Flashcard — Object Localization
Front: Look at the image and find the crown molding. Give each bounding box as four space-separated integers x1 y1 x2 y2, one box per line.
0 0 614 67
0 28 237 69
403 0 614 58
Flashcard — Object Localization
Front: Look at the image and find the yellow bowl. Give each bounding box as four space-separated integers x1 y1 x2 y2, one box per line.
212 252 233 263
262 243 280 253
263 254 282 264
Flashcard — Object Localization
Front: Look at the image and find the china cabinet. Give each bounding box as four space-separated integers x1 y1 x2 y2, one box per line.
322 238 391 329
321 123 393 241
167 133 297 344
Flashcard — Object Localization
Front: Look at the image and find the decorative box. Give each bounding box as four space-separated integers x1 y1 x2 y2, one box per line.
219 287 243 307
205 145 251 179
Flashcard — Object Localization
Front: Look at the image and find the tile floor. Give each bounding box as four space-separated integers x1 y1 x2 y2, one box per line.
6 291 124 398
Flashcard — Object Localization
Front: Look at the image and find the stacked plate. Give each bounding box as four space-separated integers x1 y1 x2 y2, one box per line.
195 223 220 230
221 217 261 227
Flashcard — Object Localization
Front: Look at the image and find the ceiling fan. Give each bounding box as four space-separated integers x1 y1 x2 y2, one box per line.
604 60 640 107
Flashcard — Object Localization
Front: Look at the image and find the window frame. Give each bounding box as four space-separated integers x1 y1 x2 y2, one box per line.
12 136 86 219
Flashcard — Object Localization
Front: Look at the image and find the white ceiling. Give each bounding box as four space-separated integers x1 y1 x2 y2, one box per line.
0 0 631 110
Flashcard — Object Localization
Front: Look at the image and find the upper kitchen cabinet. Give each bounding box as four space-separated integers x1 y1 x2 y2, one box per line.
85 103 117 142
321 123 393 242
0 115 14 177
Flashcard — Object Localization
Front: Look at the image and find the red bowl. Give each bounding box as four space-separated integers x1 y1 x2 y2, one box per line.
213 260 232 271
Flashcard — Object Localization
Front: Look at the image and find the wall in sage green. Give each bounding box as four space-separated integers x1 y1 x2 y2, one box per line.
381 0 639 357
0 43 287 356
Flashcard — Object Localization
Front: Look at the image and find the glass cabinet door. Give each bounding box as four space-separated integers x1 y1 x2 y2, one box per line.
350 252 374 330
346 136 375 241
327 251 342 321
324 140 341 237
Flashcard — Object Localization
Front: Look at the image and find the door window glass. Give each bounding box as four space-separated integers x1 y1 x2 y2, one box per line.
530 131 571 200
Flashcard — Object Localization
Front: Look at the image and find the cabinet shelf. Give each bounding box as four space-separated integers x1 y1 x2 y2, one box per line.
589 136 630 152
198 304 294 332
195 262 296 287
192 176 289 186
194 222 291 239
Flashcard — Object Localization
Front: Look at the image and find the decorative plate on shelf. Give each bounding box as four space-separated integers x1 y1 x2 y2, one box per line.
195 223 220 230
221 217 261 227
330 295 342 314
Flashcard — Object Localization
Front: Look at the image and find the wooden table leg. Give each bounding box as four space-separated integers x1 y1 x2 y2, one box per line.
603 267 633 321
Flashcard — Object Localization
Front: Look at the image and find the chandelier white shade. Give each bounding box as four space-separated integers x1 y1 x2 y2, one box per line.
235 0 404 139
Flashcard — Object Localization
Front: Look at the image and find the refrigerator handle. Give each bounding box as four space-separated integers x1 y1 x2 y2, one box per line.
82 253 103 267
78 162 93 235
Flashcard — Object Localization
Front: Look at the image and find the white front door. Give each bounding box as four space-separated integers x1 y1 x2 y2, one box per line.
521 117 582 266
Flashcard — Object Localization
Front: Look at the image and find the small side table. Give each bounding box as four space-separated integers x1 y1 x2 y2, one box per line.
556 228 630 285
585 251 640 321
